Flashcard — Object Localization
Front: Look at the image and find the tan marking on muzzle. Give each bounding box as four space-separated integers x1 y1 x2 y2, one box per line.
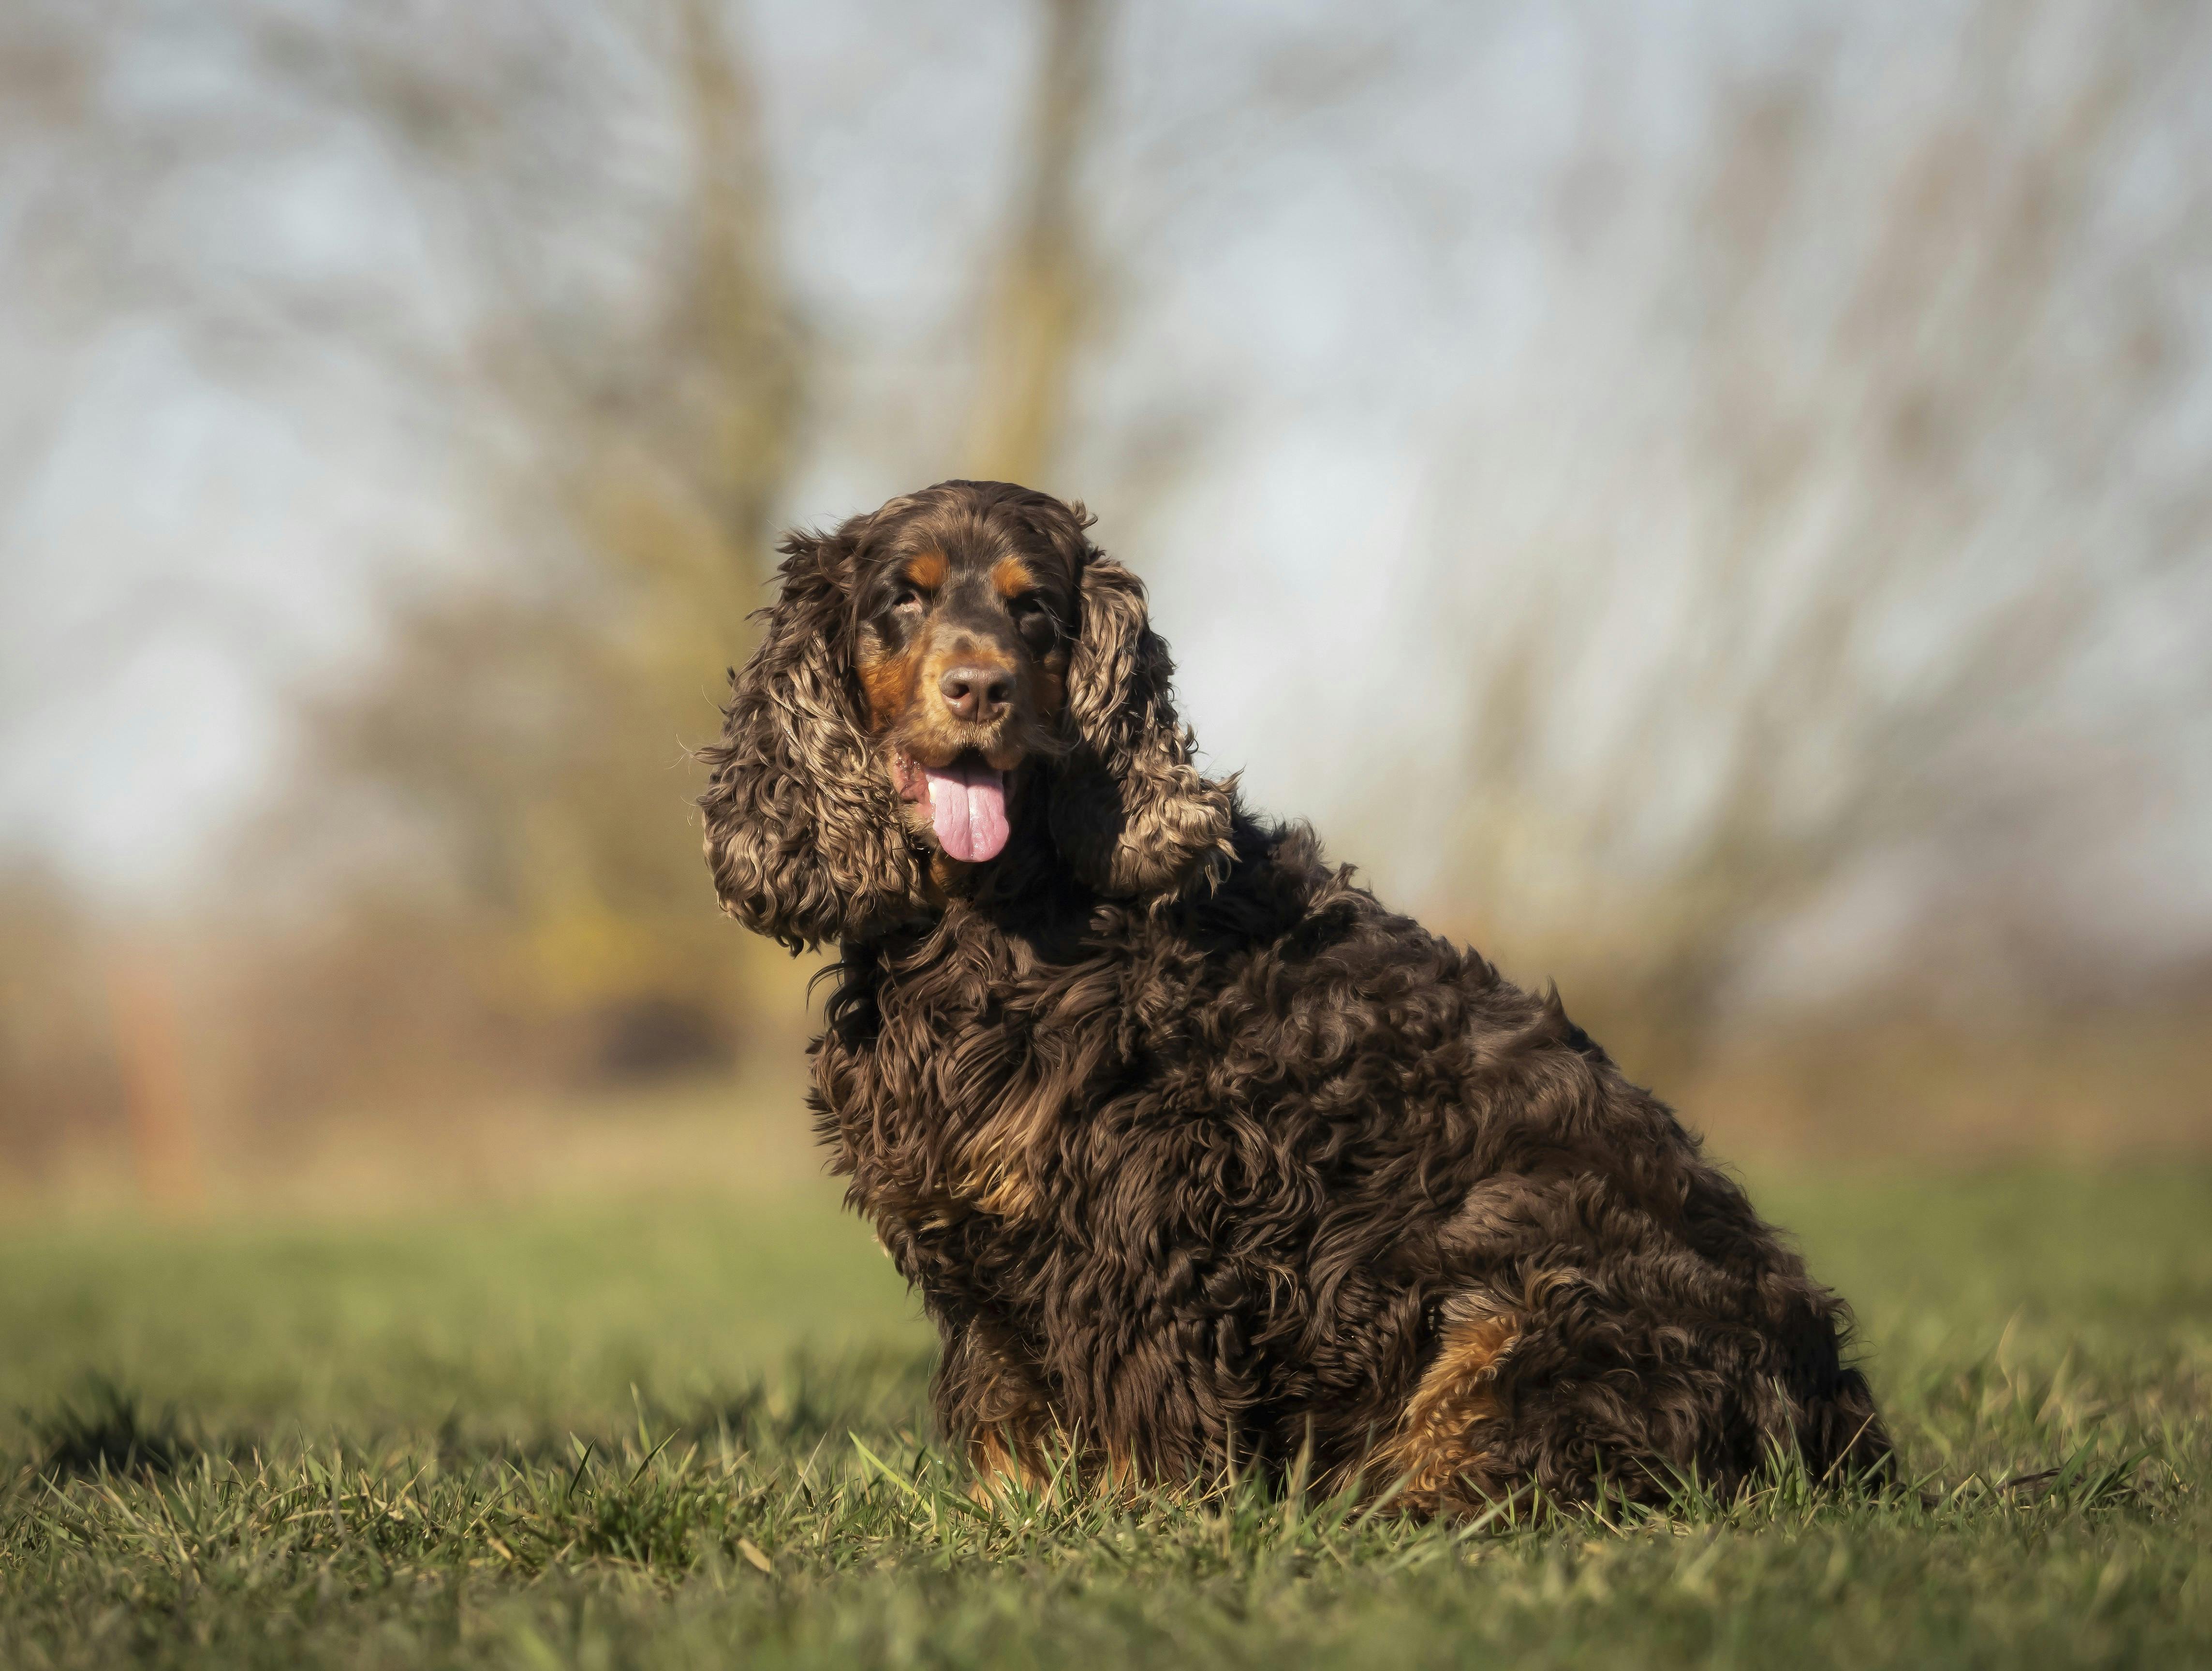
857 636 924 729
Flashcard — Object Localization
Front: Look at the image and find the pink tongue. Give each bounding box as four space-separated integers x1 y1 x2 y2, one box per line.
924 762 1009 862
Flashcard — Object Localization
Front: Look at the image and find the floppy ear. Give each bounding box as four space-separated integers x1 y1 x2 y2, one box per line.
699 525 928 952
1048 552 1236 897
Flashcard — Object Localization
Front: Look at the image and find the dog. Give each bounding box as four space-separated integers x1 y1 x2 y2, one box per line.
699 479 1891 1515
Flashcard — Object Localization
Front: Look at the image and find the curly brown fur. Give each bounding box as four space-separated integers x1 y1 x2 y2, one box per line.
700 479 1892 1515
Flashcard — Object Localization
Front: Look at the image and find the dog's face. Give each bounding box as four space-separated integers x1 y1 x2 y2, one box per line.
849 507 1077 867
700 479 1235 951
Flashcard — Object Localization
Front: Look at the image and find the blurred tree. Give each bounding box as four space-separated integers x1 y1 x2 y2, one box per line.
0 868 125 1178
196 0 813 1091
963 0 1110 488
12 0 2198 1161
1437 0 2212 1087
0 0 807 1086
240 0 1127 1101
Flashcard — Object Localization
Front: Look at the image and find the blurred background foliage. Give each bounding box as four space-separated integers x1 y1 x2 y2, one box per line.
0 0 2208 1210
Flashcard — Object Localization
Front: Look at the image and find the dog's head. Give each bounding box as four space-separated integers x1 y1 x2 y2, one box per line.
701 480 1233 950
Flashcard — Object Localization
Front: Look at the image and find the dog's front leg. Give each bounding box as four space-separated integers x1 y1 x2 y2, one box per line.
937 1314 1062 1501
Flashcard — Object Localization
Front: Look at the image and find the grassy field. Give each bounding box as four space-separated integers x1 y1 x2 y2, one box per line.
3 1165 2209 1669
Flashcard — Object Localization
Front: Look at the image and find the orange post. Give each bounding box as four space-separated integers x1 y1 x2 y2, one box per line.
105 951 206 1213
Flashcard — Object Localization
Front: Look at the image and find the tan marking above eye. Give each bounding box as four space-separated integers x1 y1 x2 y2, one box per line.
991 556 1036 600
905 550 949 590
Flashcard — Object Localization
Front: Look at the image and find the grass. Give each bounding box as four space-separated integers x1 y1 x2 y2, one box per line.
2 1166 2208 1669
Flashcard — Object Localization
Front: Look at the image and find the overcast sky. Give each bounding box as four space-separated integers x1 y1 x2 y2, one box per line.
2 0 2208 984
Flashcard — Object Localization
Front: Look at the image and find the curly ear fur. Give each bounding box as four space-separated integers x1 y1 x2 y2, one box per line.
1049 552 1236 898
699 525 928 952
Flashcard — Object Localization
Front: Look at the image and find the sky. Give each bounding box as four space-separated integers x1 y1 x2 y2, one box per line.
1 0 2208 988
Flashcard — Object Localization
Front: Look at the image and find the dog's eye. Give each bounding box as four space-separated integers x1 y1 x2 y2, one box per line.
1009 594 1058 645
890 587 925 615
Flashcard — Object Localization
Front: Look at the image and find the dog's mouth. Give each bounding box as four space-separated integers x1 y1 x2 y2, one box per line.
893 748 1011 864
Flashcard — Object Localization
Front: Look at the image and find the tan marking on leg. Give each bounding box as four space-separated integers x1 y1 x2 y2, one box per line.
1374 1311 1519 1518
963 1327 1059 1504
968 1423 1052 1502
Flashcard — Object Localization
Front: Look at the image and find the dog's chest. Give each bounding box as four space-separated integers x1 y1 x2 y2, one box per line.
820 960 1129 1243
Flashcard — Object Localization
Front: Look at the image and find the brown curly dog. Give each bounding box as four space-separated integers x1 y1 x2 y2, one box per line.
699 478 1891 1516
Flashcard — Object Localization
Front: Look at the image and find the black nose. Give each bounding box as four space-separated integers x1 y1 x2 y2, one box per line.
939 664 1014 724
